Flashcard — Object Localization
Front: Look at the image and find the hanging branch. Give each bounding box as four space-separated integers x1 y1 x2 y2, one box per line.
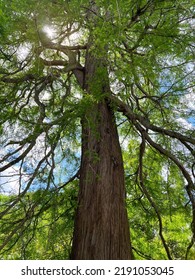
0 169 79 253
138 132 172 259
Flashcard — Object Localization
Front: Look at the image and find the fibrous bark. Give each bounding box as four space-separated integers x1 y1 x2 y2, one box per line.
71 42 133 259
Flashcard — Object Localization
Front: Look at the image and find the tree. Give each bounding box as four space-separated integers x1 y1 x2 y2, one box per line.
0 0 194 259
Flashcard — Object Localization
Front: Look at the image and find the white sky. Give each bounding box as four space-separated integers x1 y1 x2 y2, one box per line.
181 91 195 111
0 166 21 195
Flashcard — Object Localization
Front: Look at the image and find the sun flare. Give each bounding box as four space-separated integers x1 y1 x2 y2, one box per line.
42 25 56 39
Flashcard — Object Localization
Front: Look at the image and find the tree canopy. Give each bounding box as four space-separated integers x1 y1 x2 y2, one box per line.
0 0 195 259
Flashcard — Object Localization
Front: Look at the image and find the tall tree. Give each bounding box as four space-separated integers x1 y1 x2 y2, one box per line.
0 0 194 259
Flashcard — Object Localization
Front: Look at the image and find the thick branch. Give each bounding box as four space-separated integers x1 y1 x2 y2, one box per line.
39 41 87 52
0 74 35 83
110 95 195 145
40 58 84 86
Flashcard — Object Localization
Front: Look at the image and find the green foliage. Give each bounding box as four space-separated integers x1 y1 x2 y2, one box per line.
0 183 78 259
121 126 195 259
0 0 194 259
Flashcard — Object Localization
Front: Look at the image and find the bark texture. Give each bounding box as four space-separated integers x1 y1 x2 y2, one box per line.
71 43 133 259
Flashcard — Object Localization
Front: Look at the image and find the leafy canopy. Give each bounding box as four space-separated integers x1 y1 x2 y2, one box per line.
0 0 195 259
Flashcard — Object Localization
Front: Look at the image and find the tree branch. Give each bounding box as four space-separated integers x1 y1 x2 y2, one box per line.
0 74 35 83
110 94 195 145
138 133 172 259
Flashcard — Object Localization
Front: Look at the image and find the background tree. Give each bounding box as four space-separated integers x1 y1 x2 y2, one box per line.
0 0 194 259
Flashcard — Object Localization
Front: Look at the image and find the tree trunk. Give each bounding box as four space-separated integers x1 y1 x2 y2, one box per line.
71 44 133 259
